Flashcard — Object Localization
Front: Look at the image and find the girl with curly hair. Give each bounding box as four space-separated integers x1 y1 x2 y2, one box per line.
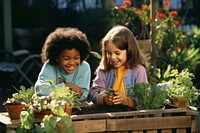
35 27 91 101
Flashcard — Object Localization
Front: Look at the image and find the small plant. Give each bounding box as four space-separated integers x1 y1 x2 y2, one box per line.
3 85 35 119
128 83 167 110
3 85 35 105
31 94 51 113
48 84 81 110
162 66 199 107
98 87 116 96
17 105 74 133
16 83 80 132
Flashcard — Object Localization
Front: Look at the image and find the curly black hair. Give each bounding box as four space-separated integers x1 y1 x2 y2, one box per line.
41 27 91 65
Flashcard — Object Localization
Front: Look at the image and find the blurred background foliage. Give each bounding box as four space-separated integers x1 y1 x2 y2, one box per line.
11 0 115 53
2 0 200 88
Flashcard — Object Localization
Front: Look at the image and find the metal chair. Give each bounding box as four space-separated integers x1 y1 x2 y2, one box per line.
11 54 42 87
0 49 32 90
0 49 30 72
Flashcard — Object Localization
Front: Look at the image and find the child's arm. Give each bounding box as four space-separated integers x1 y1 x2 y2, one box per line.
35 63 58 96
89 69 107 104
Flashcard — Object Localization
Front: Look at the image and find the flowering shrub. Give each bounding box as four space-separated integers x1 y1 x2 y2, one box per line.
112 0 200 79
155 0 182 52
112 0 150 39
155 0 200 73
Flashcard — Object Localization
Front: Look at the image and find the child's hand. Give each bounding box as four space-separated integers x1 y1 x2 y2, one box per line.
72 88 83 98
105 95 114 105
112 92 128 106
65 82 83 98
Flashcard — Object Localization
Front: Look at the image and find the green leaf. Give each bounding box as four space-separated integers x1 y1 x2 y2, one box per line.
20 110 33 130
60 114 72 128
34 124 43 133
43 115 57 133
90 51 102 60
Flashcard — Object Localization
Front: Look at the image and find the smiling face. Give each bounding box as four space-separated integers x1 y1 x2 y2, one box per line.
106 42 127 68
57 49 81 74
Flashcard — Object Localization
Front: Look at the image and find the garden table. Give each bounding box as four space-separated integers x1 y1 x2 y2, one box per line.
0 107 198 133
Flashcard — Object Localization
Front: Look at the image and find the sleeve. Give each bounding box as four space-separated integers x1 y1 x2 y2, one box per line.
89 68 107 104
34 63 64 96
135 65 148 83
75 61 91 101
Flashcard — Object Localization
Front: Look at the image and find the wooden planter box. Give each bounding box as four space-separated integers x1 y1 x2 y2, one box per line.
71 108 198 133
0 108 198 133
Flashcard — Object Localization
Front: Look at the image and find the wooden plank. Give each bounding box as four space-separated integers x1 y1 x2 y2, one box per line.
161 129 172 133
106 116 191 131
71 109 196 120
0 113 20 129
176 128 186 133
71 119 106 132
185 110 198 116
146 130 157 133
0 112 42 129
132 131 143 133
191 115 198 133
71 112 109 120
0 109 198 132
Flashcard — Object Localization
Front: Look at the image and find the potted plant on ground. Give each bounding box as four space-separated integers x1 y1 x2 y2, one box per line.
161 66 199 108
128 82 167 110
3 85 35 119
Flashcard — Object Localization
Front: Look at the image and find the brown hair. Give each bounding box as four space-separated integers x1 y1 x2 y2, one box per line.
100 25 148 71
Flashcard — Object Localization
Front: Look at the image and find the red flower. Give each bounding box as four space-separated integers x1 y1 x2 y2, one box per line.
170 11 178 17
156 13 167 19
174 20 181 26
119 6 126 11
123 0 131 6
164 0 170 8
181 43 187 50
141 4 148 10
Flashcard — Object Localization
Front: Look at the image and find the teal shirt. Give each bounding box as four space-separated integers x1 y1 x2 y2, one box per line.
34 60 91 101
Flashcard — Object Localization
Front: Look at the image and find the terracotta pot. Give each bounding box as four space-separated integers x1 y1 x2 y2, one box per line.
64 105 74 115
34 110 52 118
170 99 188 108
4 104 25 120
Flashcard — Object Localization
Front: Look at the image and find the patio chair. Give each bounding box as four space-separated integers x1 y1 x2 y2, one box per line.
11 54 42 87
0 49 31 91
0 49 30 73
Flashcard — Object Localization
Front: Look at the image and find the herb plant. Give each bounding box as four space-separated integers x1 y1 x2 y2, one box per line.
98 87 116 96
3 85 35 105
16 83 79 132
17 105 74 133
128 83 166 110
49 84 81 110
163 66 199 105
